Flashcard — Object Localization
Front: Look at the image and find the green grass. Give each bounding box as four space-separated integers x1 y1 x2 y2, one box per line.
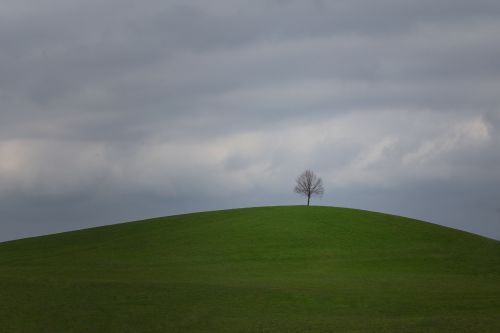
0 206 499 332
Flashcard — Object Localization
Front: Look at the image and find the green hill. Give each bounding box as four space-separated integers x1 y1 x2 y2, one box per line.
1 206 499 332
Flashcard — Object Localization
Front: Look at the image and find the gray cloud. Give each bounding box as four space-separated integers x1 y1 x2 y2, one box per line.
1 0 499 241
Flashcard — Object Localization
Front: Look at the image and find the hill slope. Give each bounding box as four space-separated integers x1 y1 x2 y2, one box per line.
0 206 499 332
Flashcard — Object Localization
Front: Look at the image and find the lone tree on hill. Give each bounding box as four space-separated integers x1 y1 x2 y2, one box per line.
294 170 324 206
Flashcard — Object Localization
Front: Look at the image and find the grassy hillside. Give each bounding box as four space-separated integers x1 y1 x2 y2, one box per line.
0 206 499 332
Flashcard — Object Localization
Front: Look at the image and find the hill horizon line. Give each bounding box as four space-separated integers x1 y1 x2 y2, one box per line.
2 205 498 244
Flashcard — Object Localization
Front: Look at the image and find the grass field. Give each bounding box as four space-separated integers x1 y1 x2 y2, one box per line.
0 206 499 332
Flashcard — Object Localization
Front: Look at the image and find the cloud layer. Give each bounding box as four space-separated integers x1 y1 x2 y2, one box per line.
1 0 500 240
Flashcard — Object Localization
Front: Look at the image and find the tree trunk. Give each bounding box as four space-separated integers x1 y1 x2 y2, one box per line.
307 196 310 206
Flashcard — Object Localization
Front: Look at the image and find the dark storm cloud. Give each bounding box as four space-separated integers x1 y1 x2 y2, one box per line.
1 0 499 241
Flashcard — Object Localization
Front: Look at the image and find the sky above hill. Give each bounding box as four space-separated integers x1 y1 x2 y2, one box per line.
1 0 500 241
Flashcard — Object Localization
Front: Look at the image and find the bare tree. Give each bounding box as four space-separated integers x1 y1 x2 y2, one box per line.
294 170 324 206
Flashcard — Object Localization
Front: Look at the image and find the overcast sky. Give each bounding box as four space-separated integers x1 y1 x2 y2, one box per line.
1 0 500 241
